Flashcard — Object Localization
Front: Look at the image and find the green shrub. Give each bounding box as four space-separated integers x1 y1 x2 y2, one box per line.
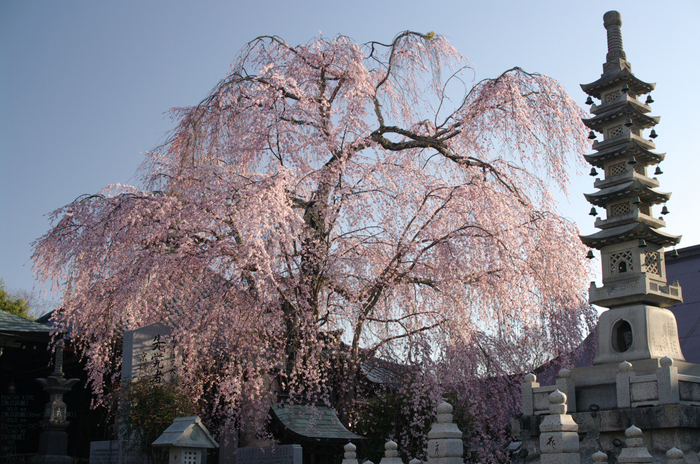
120 379 194 464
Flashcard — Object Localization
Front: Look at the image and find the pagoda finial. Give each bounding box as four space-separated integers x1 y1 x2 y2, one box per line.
603 11 628 74
604 11 626 59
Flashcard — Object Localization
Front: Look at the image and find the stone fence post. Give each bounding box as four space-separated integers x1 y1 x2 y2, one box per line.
427 402 463 464
379 441 403 464
617 425 652 464
342 442 358 464
616 361 633 408
555 369 576 413
658 356 680 405
539 390 579 464
666 448 684 464
522 374 539 416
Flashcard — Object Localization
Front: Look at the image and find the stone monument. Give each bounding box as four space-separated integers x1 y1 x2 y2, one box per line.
109 323 175 464
514 11 700 463
122 322 173 383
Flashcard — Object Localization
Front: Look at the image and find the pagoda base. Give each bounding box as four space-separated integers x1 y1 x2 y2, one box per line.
513 404 700 464
594 305 685 365
515 357 700 464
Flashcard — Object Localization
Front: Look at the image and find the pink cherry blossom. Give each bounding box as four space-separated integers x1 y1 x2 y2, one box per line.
32 32 594 446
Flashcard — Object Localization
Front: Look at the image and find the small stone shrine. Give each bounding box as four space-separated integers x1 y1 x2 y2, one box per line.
513 11 700 463
152 416 218 464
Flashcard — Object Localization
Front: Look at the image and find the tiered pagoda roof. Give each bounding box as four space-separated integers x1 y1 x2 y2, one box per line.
579 10 681 310
583 139 664 167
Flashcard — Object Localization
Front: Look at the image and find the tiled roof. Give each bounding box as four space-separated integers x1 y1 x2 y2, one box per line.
0 310 52 334
271 403 364 442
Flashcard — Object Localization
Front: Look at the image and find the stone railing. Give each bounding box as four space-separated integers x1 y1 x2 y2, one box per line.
534 389 687 464
357 392 692 464
589 274 683 308
521 357 700 414
522 369 577 415
617 356 700 408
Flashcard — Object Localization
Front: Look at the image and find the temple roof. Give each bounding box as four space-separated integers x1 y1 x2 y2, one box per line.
580 222 681 248
271 403 365 442
0 310 52 345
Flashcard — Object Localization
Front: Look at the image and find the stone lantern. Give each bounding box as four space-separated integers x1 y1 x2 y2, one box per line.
32 340 79 464
152 416 218 464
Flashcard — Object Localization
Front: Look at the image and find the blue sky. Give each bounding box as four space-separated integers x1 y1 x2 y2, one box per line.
2 0 699 306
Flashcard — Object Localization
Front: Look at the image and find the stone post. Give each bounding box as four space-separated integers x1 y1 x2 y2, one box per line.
617 425 652 464
342 442 358 464
657 356 680 405
555 369 576 413
408 459 421 464
592 451 608 464
616 361 633 408
379 441 403 464
522 373 539 416
427 402 463 464
539 390 579 464
666 448 684 464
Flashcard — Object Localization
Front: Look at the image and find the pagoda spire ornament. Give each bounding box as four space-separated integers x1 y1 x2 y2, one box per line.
580 11 684 365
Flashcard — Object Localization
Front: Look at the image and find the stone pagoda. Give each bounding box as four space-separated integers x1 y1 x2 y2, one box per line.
513 11 700 463
580 10 684 367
